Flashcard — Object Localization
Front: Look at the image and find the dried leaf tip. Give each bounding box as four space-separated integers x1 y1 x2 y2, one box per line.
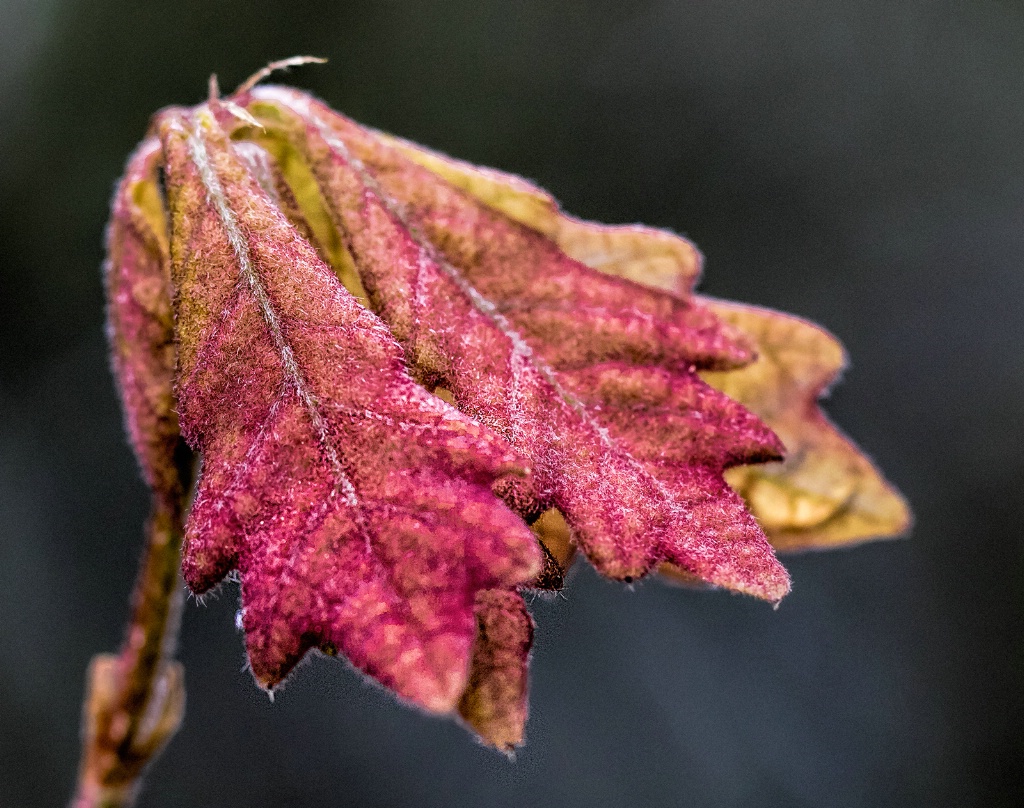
205 72 265 130
207 73 220 104
232 56 328 97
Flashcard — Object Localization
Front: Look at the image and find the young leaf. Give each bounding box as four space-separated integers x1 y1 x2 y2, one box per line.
699 302 912 550
457 590 534 751
104 137 184 502
241 87 791 604
372 128 910 551
156 106 541 710
96 64 912 769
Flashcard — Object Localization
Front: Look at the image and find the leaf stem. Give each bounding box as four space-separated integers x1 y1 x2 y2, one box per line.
72 488 189 808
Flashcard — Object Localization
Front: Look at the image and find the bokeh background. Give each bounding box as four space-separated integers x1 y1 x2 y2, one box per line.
2 1 1022 806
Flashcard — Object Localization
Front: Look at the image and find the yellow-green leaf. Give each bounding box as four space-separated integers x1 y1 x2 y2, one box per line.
699 301 911 551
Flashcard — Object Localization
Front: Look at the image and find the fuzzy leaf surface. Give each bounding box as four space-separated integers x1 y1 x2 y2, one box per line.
105 137 183 500
380 130 910 551
246 87 790 603
157 107 541 710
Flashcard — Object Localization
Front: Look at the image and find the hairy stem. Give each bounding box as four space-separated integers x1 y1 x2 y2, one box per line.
72 486 189 808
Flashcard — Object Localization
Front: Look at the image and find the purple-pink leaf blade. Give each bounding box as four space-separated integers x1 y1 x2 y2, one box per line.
245 87 790 602
158 107 541 711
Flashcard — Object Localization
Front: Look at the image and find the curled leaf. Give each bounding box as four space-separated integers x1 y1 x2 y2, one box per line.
101 67 910 753
245 86 790 603
104 137 184 500
700 302 912 550
530 508 576 591
158 107 541 710
376 126 910 551
458 590 534 751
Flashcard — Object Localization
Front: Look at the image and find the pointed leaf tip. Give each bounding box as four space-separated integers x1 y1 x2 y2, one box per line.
701 302 912 551
458 590 534 750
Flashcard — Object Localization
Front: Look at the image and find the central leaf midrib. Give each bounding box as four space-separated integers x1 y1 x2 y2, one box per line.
187 116 363 518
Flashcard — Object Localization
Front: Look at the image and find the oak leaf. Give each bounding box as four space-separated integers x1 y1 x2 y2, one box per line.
239 86 791 604
324 119 909 739
157 106 541 710
102 65 908 752
378 131 911 552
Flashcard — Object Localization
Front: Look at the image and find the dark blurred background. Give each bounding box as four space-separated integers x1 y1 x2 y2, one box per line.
2 1 1022 806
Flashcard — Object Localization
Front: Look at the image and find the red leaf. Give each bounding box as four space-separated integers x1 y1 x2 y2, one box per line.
102 67 909 753
104 137 183 502
373 133 912 552
157 107 541 710
242 88 790 603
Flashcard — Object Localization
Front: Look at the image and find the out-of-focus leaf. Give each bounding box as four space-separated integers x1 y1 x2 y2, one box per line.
700 302 911 550
458 590 534 751
104 137 184 501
